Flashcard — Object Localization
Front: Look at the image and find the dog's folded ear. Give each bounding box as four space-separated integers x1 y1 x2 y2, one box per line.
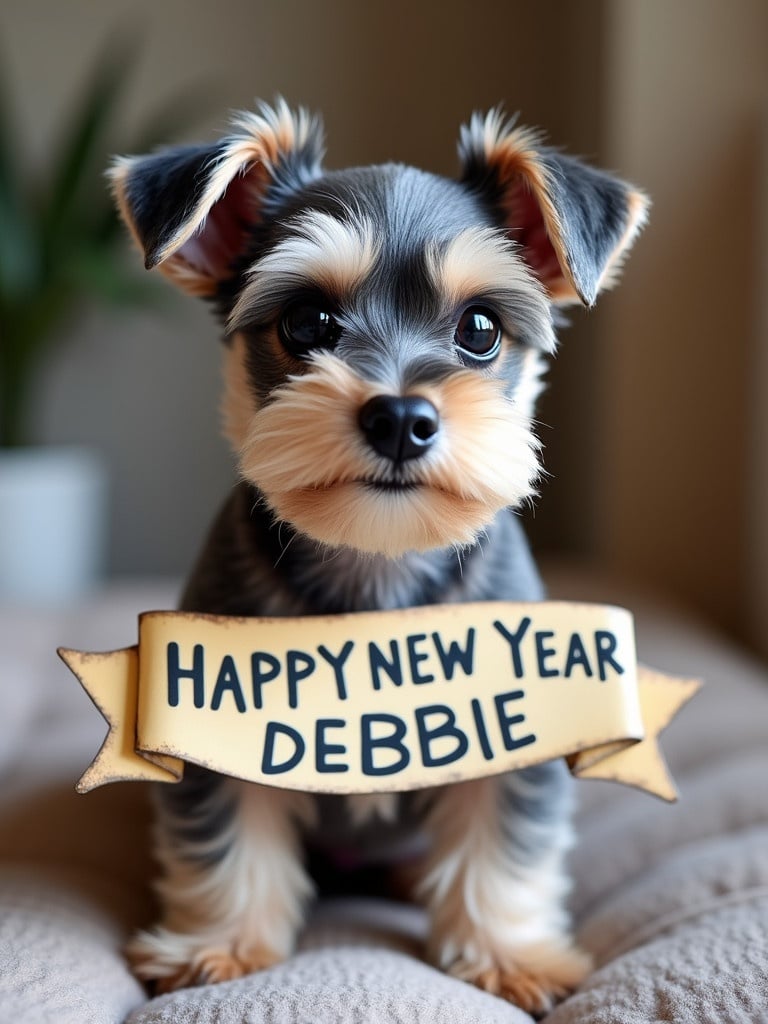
109 99 324 296
459 110 649 306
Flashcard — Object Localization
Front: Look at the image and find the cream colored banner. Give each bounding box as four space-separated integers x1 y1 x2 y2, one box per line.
58 602 700 802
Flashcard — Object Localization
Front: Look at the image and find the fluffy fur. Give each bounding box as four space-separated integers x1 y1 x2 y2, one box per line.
111 100 648 1014
237 350 542 556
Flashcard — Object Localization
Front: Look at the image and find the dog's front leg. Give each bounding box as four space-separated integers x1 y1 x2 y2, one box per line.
417 761 591 1015
128 768 315 991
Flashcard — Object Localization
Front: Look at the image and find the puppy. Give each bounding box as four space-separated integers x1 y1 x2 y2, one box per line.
110 99 647 1013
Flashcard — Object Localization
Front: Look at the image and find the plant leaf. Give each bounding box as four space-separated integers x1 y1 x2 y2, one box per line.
39 30 141 255
67 244 166 306
0 49 38 301
0 27 211 445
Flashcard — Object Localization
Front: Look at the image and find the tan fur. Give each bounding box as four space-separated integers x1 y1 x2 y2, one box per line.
236 351 540 556
274 486 489 556
595 186 651 294
155 257 222 299
221 333 259 448
415 778 591 1015
133 943 281 994
128 782 315 990
428 225 545 310
229 211 379 333
110 159 151 270
256 209 378 293
462 954 592 1016
153 101 310 269
464 109 648 305
469 112 576 303
110 100 318 296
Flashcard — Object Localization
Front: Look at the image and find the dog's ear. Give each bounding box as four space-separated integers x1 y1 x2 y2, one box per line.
109 99 324 297
458 110 649 306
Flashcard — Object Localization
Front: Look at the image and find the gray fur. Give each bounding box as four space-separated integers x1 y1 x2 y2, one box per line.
499 760 574 865
175 489 562 872
113 105 644 970
538 151 632 306
141 151 565 881
156 762 235 867
229 165 554 368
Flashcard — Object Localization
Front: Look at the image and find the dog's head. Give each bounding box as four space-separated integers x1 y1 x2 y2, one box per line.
111 100 647 557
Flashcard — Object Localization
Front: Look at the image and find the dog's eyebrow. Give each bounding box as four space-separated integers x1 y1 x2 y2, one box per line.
427 226 556 353
228 210 378 330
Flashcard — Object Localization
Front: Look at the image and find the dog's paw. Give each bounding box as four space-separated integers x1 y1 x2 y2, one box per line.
127 930 282 992
450 943 592 1016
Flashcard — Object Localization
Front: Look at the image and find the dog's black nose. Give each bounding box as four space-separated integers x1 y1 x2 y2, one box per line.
358 395 440 463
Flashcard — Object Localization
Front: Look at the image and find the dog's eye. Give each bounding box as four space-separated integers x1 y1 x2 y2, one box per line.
278 302 340 355
454 307 502 360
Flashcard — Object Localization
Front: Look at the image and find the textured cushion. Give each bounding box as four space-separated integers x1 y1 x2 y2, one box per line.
0 867 146 1024
551 901 768 1024
2 572 768 1023
128 947 533 1024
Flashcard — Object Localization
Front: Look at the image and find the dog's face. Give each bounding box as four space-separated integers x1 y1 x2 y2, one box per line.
112 101 647 557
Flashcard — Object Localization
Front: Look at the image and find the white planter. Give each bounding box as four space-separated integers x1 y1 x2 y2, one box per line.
0 447 107 605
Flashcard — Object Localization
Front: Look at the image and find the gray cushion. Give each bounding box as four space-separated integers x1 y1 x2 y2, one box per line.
127 947 533 1024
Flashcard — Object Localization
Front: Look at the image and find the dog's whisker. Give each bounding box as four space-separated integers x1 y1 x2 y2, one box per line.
272 528 297 570
449 543 465 579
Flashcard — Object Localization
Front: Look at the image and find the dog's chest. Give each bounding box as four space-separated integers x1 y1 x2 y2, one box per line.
307 792 427 862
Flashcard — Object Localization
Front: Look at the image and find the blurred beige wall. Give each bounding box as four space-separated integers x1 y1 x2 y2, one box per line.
595 0 768 649
750 109 768 658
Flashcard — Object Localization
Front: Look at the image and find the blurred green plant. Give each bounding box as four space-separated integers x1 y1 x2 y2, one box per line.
0 38 204 447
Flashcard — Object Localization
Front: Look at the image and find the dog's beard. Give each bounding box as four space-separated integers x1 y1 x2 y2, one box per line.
230 348 541 557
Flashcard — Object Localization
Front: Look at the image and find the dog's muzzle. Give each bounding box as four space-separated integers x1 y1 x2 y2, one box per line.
358 395 439 463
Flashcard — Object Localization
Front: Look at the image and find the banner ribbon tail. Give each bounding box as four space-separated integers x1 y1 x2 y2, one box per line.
568 668 702 801
57 646 183 792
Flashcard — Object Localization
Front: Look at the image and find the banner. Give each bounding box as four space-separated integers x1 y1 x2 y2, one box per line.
58 601 700 801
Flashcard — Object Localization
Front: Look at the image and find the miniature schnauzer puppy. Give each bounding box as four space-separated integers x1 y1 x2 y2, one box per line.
110 99 647 1013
